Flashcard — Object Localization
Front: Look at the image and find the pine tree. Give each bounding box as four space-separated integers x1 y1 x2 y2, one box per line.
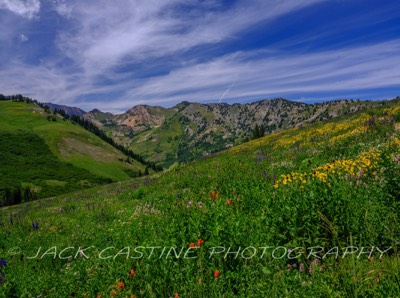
252 124 260 139
24 187 32 202
13 187 22 205
259 125 265 138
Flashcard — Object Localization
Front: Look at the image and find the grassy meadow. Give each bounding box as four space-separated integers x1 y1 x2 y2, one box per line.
0 101 146 200
1 100 400 297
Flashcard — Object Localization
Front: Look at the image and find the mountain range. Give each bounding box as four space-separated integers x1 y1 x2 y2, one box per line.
82 98 388 167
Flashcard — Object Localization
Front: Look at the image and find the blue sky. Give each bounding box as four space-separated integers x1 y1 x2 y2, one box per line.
0 0 400 113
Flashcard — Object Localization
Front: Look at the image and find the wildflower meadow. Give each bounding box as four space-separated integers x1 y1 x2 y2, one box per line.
1 101 400 297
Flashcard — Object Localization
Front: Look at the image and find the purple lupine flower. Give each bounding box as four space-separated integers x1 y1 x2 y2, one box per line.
0 258 6 267
32 222 39 230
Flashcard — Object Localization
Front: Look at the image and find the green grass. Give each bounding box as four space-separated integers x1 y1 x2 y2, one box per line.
44 180 67 187
0 101 146 201
1 101 400 297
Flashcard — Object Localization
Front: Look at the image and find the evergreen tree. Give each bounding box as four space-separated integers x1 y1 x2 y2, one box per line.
259 125 265 138
13 187 22 205
24 187 32 202
252 124 265 140
2 188 12 206
252 124 260 139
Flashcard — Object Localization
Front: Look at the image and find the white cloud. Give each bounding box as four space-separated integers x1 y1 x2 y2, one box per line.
0 0 40 19
18 33 28 42
51 0 71 18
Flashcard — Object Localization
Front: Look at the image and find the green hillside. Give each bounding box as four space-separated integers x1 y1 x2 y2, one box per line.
0 101 146 202
1 99 400 297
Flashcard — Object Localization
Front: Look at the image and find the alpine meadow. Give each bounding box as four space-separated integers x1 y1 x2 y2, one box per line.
1 97 400 297
1 0 400 297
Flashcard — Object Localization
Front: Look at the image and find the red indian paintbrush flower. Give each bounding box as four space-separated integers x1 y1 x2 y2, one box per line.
116 280 125 289
129 268 135 279
214 270 220 278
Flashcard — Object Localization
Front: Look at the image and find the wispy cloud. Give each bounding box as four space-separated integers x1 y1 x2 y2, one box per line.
0 0 40 19
103 39 400 111
0 0 399 113
57 0 323 76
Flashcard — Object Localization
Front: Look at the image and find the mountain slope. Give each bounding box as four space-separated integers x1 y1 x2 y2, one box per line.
0 101 146 203
1 98 400 297
86 98 389 167
43 102 86 116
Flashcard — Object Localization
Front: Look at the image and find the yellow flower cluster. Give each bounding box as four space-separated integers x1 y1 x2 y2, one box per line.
385 106 400 118
273 114 371 148
276 171 309 187
231 105 399 156
330 126 368 143
273 149 381 189
393 137 400 147
387 137 400 155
